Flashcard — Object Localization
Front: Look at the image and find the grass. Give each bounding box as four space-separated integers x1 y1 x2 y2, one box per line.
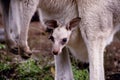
73 66 89 80
0 58 89 80
0 47 89 80
0 62 11 72
17 59 41 77
0 43 5 49
0 58 54 80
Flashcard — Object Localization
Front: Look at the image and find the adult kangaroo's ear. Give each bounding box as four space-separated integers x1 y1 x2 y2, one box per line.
67 17 81 30
45 20 58 33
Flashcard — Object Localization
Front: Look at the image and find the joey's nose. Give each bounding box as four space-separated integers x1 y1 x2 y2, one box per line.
53 51 58 55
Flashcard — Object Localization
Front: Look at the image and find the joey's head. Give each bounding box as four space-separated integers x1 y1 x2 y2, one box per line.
45 17 81 55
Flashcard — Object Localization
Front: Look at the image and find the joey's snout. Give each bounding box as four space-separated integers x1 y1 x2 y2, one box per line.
52 46 62 55
52 48 60 55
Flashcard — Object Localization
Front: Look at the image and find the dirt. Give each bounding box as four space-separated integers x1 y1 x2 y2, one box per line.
105 42 120 80
0 22 120 80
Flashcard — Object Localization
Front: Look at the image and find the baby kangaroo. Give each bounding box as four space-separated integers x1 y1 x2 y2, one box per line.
46 17 89 80
48 17 88 61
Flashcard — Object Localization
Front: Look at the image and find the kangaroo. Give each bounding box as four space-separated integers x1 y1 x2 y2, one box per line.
38 0 79 80
1 0 120 79
1 0 39 58
38 0 120 80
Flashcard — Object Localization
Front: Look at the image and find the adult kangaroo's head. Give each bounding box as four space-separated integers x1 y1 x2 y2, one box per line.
45 17 81 55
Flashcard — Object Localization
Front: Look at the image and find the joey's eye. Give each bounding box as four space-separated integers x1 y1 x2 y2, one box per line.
61 38 67 45
49 36 54 42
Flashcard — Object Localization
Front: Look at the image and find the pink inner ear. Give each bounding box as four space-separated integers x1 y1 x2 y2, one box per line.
45 20 58 29
69 17 81 30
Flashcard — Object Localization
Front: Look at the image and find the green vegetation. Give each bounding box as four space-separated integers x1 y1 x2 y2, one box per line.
0 58 54 80
73 66 89 80
0 52 89 80
17 58 54 80
17 59 41 77
0 44 5 49
0 62 11 72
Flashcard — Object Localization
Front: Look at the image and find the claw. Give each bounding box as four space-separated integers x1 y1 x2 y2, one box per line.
20 49 32 59
9 47 19 55
9 47 32 59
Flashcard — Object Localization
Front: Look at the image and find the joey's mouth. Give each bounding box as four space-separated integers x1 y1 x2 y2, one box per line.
52 50 61 55
53 52 58 55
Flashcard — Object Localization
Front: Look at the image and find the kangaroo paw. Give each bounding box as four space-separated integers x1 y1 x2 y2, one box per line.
20 48 32 59
9 47 19 55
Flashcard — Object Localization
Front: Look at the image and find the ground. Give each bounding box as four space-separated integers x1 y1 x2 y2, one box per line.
0 22 120 80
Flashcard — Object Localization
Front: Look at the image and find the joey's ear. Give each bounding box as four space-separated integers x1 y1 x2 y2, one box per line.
45 20 58 29
66 17 81 30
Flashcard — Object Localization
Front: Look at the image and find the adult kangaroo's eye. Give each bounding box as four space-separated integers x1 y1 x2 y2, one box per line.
61 38 67 45
49 36 54 42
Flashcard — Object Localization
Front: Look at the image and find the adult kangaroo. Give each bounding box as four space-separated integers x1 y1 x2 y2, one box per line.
1 0 39 58
1 0 120 79
38 0 120 80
